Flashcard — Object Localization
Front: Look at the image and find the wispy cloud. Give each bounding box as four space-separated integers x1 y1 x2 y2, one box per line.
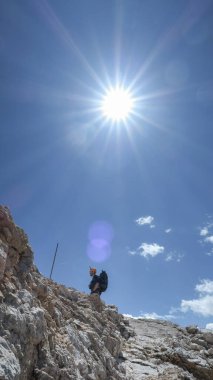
165 253 173 262
206 249 213 256
165 252 184 262
180 279 213 317
165 228 172 234
135 216 154 228
177 255 184 262
128 250 137 256
138 243 164 258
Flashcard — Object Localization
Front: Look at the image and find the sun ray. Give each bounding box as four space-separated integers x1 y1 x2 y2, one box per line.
35 1 106 91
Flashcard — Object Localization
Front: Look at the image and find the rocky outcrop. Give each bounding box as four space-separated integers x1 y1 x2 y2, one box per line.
122 318 213 379
0 206 133 380
0 205 212 380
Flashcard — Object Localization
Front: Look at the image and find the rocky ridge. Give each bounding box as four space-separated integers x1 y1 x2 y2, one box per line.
0 205 212 380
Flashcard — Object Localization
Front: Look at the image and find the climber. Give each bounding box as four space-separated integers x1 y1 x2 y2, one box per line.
89 267 108 296
89 267 101 295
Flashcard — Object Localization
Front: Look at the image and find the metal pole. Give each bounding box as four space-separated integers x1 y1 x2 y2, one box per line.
50 243 59 279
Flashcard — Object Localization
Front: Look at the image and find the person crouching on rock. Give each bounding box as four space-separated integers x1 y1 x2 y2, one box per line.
89 267 101 296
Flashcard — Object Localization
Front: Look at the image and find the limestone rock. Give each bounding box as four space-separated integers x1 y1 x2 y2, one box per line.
122 318 213 379
0 241 8 280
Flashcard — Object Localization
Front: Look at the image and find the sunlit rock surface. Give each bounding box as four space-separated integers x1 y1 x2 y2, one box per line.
0 205 212 380
123 318 213 379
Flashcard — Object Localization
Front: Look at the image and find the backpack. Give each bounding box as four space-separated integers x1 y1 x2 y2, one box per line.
99 270 108 292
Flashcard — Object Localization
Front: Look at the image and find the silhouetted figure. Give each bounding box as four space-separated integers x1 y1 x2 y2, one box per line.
89 267 101 295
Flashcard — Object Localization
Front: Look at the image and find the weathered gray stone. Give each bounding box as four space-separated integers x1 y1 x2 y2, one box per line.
203 331 213 345
0 241 8 280
123 318 213 379
207 347 213 356
0 337 20 379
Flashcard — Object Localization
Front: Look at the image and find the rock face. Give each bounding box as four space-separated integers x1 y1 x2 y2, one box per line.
0 205 212 380
122 319 213 379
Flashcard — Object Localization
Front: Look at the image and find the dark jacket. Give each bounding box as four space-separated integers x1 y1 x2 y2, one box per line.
89 274 100 294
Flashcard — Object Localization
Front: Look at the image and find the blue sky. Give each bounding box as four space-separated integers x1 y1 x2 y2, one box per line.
1 0 213 328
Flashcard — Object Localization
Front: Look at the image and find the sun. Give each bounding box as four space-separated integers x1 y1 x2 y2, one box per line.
101 86 134 122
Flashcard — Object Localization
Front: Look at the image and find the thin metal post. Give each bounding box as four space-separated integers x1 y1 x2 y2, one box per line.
50 243 59 279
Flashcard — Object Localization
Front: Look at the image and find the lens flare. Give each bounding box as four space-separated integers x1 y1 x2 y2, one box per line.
87 240 111 262
87 221 114 262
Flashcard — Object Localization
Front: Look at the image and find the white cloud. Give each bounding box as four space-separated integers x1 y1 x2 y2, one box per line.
138 243 164 258
143 312 163 319
181 295 213 317
199 221 213 255
206 323 213 330
122 314 141 319
135 216 154 227
196 279 213 294
165 228 172 234
123 312 176 321
205 235 213 244
200 227 209 236
142 312 175 320
180 279 213 317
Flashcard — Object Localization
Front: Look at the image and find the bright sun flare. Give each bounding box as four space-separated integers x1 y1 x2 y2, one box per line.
101 87 134 122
